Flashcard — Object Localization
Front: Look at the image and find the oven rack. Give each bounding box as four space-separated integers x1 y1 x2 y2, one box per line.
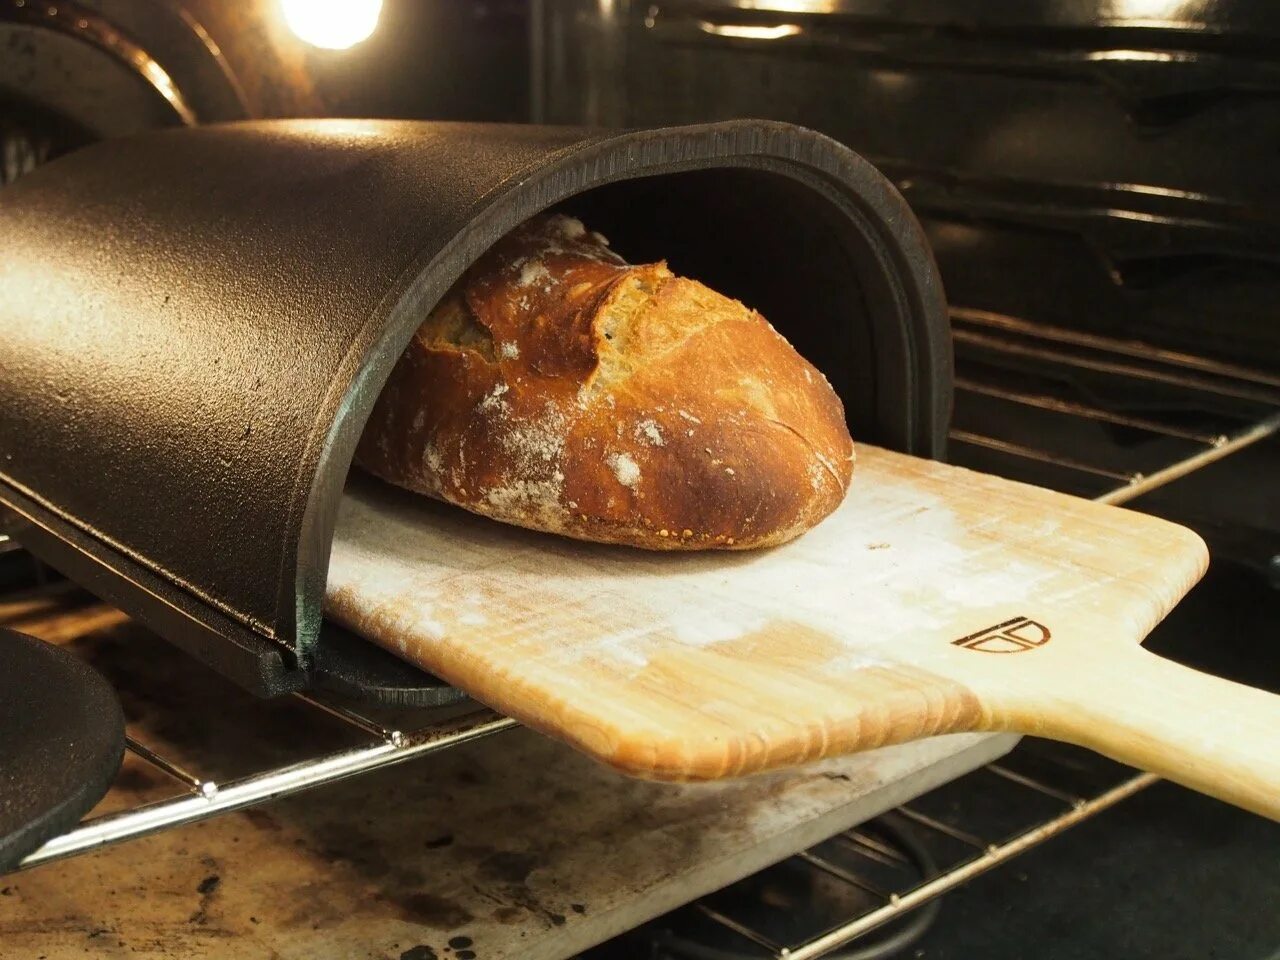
947 306 1280 510
15 691 516 871
7 313 1279 960
651 754 1159 960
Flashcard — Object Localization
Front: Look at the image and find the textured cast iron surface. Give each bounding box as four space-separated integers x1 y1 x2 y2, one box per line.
312 623 468 707
0 628 125 870
0 119 948 692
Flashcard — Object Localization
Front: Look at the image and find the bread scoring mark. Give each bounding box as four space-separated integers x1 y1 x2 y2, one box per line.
814 451 845 491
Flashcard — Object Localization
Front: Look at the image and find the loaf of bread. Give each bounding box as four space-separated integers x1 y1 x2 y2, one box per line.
355 214 854 550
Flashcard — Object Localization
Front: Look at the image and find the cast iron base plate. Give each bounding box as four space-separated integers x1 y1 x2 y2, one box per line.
0 627 125 871
312 622 469 708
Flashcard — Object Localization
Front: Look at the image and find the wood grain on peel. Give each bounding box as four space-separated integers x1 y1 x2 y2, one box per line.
597 638 984 781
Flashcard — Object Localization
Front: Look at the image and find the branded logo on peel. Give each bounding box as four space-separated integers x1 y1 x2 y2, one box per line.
953 617 1050 654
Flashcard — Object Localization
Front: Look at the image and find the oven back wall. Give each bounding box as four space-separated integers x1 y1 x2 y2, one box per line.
533 0 1280 369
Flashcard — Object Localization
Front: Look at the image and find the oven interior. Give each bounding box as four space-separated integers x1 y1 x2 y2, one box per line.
1 1 1278 957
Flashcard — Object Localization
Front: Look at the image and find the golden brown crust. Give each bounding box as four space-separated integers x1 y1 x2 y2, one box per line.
355 214 854 549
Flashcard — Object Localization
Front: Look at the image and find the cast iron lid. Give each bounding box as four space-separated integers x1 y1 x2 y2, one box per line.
0 119 949 695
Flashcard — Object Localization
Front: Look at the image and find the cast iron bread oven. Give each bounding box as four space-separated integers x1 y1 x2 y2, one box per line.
0 119 949 698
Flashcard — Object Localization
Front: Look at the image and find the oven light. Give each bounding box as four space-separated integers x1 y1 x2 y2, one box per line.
1086 49 1182 62
697 21 802 40
281 0 383 50
1108 0 1194 20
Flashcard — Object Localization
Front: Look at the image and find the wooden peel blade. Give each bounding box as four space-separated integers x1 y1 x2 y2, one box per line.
325 446 1280 821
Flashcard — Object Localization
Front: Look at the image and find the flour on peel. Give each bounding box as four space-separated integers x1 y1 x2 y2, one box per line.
329 467 1050 677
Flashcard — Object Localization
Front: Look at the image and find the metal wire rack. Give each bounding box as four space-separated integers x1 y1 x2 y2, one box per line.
651 747 1157 959
5 311 1278 959
947 306 1280 509
14 692 516 871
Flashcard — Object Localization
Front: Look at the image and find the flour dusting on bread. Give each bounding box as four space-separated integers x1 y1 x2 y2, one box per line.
608 452 642 490
354 213 854 549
